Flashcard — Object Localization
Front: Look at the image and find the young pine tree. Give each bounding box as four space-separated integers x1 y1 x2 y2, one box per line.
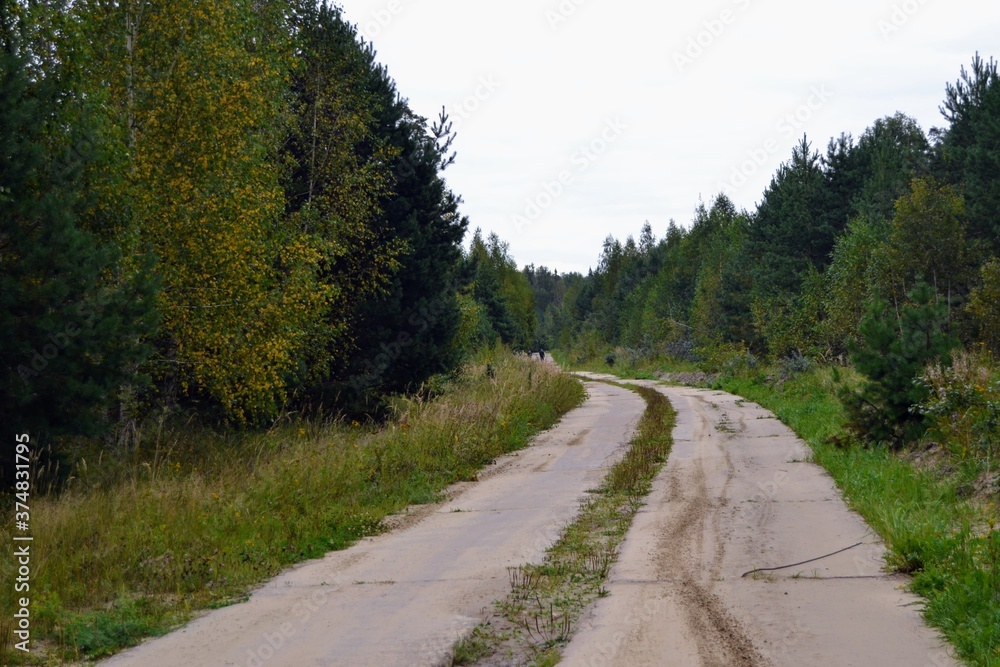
841 283 958 446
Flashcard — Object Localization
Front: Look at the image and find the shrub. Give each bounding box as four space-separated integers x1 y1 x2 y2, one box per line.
915 350 1000 460
663 336 698 362
778 352 813 381
696 341 757 376
841 282 959 447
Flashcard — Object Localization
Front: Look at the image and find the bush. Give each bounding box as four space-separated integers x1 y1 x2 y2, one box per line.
567 329 607 366
915 350 1000 460
778 352 813 381
662 336 698 363
696 341 757 375
841 282 959 447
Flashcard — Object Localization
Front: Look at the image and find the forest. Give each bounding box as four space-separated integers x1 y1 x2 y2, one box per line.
3 0 1000 662
8 0 995 462
1 0 539 467
1 3 549 658
528 54 1000 449
523 62 1000 662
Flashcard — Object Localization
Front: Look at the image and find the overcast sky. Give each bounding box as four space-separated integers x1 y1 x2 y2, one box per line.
338 0 1000 275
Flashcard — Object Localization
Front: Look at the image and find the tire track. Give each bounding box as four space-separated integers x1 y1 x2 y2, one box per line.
534 381 958 667
656 395 763 667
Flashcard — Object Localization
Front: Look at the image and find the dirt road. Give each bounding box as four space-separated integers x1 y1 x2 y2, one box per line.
102 377 959 666
101 381 646 667
562 379 957 667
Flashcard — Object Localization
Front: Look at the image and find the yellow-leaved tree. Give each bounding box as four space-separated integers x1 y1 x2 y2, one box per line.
70 0 321 422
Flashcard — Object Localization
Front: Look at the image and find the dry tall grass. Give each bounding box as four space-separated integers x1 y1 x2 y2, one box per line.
0 348 583 663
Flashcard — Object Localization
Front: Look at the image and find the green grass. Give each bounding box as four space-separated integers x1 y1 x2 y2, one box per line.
718 367 1000 667
0 348 585 664
452 382 676 666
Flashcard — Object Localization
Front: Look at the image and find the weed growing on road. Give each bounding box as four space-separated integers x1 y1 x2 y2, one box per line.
452 623 499 664
450 384 675 666
716 412 737 433
0 349 584 664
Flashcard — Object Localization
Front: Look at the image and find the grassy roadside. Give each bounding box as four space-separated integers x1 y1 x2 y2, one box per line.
451 383 675 666
0 348 584 664
718 368 999 666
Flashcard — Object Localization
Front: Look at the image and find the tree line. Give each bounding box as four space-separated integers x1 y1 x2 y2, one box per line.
1 0 539 466
532 54 1000 443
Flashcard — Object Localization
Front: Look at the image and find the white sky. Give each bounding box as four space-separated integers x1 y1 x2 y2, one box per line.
339 0 1000 275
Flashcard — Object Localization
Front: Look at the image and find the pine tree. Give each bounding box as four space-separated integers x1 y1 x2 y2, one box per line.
842 283 958 446
463 230 535 349
935 54 1000 249
749 137 834 298
0 39 157 455
335 17 469 396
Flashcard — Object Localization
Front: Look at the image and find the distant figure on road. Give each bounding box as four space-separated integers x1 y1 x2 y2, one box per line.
539 350 545 360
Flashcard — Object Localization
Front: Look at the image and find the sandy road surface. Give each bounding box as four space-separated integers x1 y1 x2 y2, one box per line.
562 378 957 667
101 381 645 667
